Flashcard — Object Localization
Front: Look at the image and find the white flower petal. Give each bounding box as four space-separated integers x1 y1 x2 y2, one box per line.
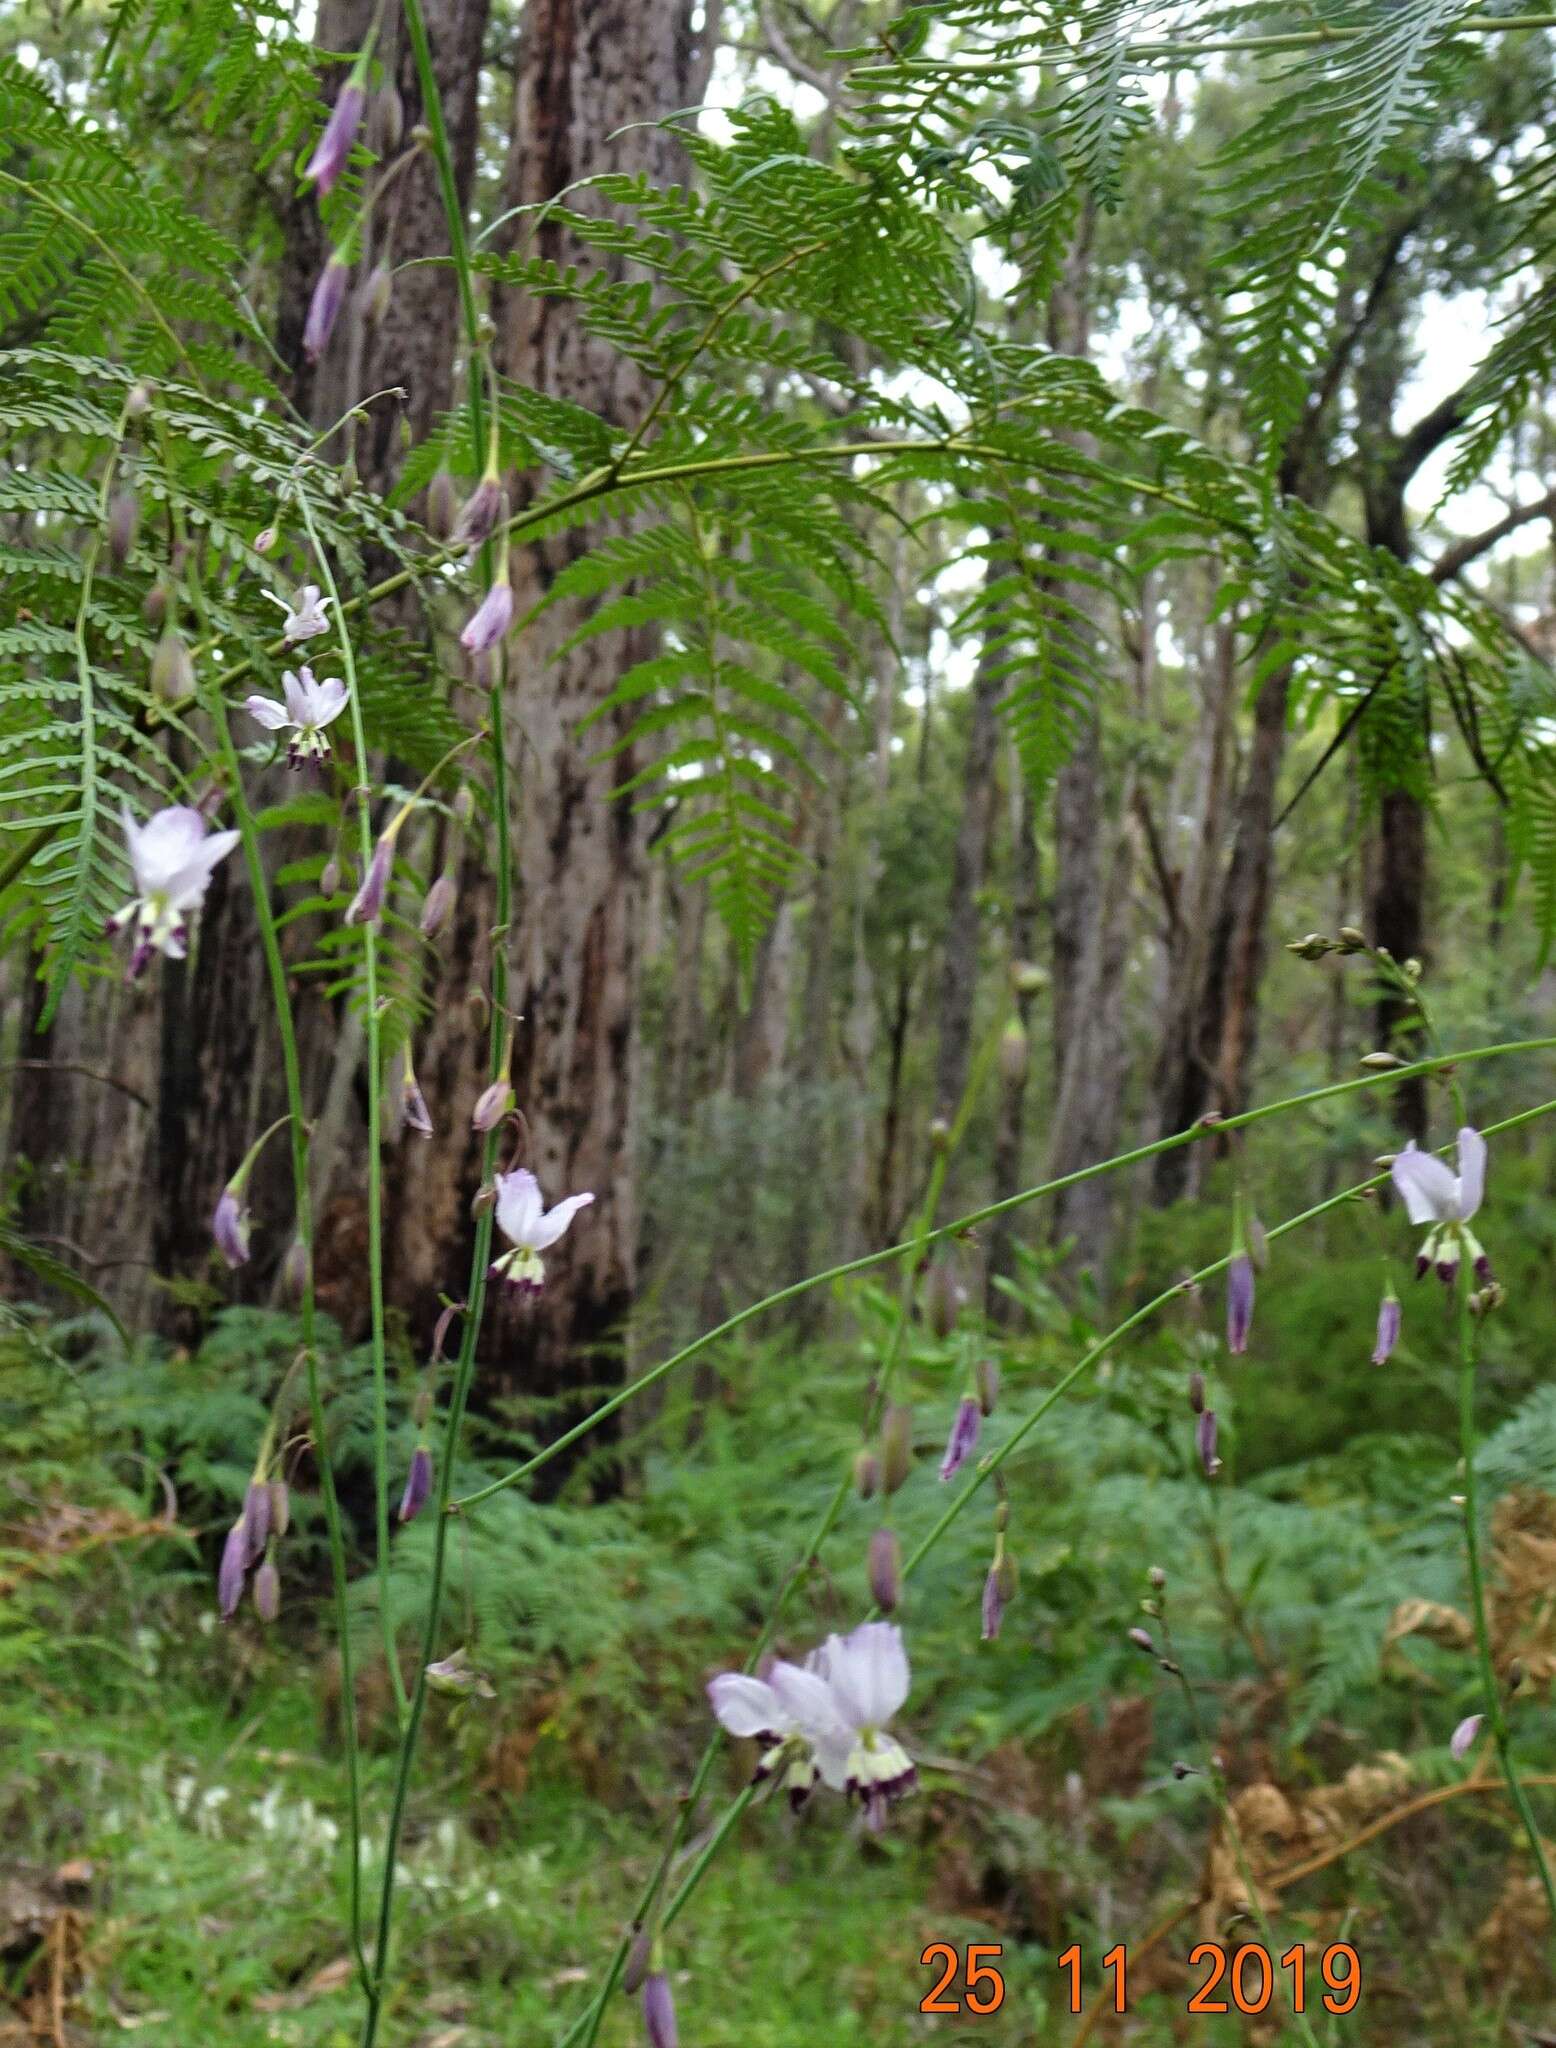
707 1673 787 1739
766 1660 850 1743
162 829 239 911
530 1190 594 1250
128 805 211 894
824 1622 910 1729
281 669 311 725
1455 1127 1486 1221
1390 1143 1459 1226
494 1169 545 1248
310 676 349 726
245 693 293 731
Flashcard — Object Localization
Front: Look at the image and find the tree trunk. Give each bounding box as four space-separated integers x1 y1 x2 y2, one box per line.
932 631 1003 1124
988 761 1039 1322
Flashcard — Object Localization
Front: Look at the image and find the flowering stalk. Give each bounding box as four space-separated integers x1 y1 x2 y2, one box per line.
292 487 405 1728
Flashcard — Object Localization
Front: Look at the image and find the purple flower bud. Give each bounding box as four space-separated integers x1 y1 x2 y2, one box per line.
402 1070 433 1137
622 1930 653 1997
868 1526 901 1611
242 1480 272 1564
880 1402 914 1495
453 476 505 552
368 83 404 153
150 627 194 703
642 1972 678 2048
359 261 393 327
426 469 460 541
107 488 139 570
212 1185 251 1268
974 1357 1000 1416
398 1444 433 1523
253 1557 281 1622
1197 1408 1221 1479
217 1521 247 1619
432 1301 461 1362
269 1479 291 1537
346 834 394 927
938 1396 981 1482
1128 1626 1155 1654
143 580 169 629
471 1079 514 1132
852 1448 879 1499
1188 1368 1206 1414
1450 1712 1483 1761
303 256 351 364
281 1237 309 1307
420 872 456 937
460 577 515 654
1226 1252 1254 1354
981 1563 1005 1641
255 526 279 555
320 856 342 899
304 83 366 195
1371 1291 1401 1366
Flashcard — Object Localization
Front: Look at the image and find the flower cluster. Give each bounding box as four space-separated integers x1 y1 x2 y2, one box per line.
708 1621 916 1831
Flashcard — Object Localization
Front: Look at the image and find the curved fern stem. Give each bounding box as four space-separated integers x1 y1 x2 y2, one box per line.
1455 1265 1556 1935
452 1032 1556 1514
292 485 406 1728
199 637 370 1994
600 1089 1556 2009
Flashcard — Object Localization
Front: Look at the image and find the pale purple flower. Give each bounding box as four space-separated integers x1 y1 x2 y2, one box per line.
1372 1291 1402 1366
642 1973 677 2048
981 1564 1005 1641
460 577 514 654
453 476 505 552
938 1396 981 1482
212 1185 250 1268
305 83 365 195
303 257 350 363
262 585 333 646
424 1647 495 1698
242 1480 272 1564
402 1067 433 1138
489 1168 594 1294
420 872 456 937
1450 1713 1483 1761
217 1521 248 1619
244 665 348 766
1392 1129 1490 1284
867 1527 900 1611
1196 1408 1221 1479
107 804 239 979
1226 1252 1254 1354
707 1668 821 1807
253 1558 281 1622
471 1079 514 1132
345 835 394 926
398 1445 433 1523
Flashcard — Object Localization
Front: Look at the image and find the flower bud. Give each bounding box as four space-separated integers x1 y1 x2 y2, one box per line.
852 1448 880 1500
1148 1565 1167 1590
242 1480 271 1564
345 834 394 926
879 1402 913 1495
642 1972 678 2048
471 1179 497 1219
255 526 279 555
1359 1051 1405 1070
453 476 505 552
1245 1213 1269 1269
398 1444 433 1523
997 1019 1029 1087
1128 1626 1155 1654
1336 926 1368 952
253 1556 281 1622
921 1254 964 1340
150 627 194 703
868 1526 901 1612
304 82 366 195
1371 1290 1401 1365
142 579 169 629
359 261 393 327
1285 932 1333 960
217 1520 247 1619
432 1300 461 1363
126 380 153 418
402 1068 433 1138
937 1396 981 1483
928 1116 951 1153
420 872 457 937
212 1185 251 1269
303 255 351 364
1196 1408 1221 1479
281 1238 309 1307
1225 1252 1254 1354
370 83 405 152
269 1479 291 1538
1188 1368 1205 1414
981 1561 1006 1641
427 469 460 540
107 488 139 570
320 856 342 899
622 1929 654 1997
471 1078 515 1132
460 576 515 655
973 1357 1000 1416
1450 1713 1482 1761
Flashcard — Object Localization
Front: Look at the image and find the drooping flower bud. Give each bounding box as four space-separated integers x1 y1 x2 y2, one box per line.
304 82 366 195
253 1556 281 1622
242 1479 272 1564
368 82 404 153
254 525 279 556
973 1357 1000 1416
398 1444 433 1523
1196 1408 1221 1479
922 1253 965 1339
880 1402 913 1494
320 856 342 899
1371 1290 1401 1366
269 1479 291 1537
359 261 393 327
1127 1626 1155 1654
642 1971 678 2048
212 1184 251 1269
345 833 394 926
852 1448 880 1500
981 1562 1005 1641
1245 1213 1269 1269
868 1526 901 1611
453 475 506 553
150 627 194 704
1450 1713 1482 1761
937 1395 981 1483
1188 1368 1206 1415
303 255 351 364
281 1237 309 1307
997 1018 1029 1087
460 573 515 655
426 469 460 541
107 488 139 570
1225 1252 1254 1355
471 1078 515 1132
217 1520 247 1619
126 379 153 419
143 579 169 629
402 1064 434 1138
622 1929 654 1997
420 872 456 937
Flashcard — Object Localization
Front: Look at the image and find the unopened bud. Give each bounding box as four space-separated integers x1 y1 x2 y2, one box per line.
398 1444 433 1523
345 834 394 926
107 488 139 569
997 1018 1029 1086
280 1237 309 1307
622 1929 654 1997
1188 1368 1206 1414
1148 1566 1167 1590
642 1972 677 2048
142 579 169 628
242 1479 271 1564
126 380 153 418
268 1479 291 1538
1011 960 1045 994
1359 1051 1405 1070
937 1395 981 1482
253 1557 281 1622
369 83 405 153
427 469 460 540
928 1116 951 1152
922 1254 965 1339
1128 1626 1155 1654
1285 932 1333 960
420 871 457 937
1336 926 1368 952
255 525 279 555
974 1357 1000 1416
852 1448 880 1500
320 856 342 899
150 627 194 703
1197 1408 1221 1479
880 1402 914 1494
359 261 393 326
1245 1214 1269 1269
471 1179 497 1219
868 1526 901 1611
471 1078 515 1132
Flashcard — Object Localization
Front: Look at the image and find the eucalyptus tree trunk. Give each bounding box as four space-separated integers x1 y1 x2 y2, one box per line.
392 0 719 1451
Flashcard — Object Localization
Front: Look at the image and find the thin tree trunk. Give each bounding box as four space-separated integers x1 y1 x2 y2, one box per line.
932 630 1003 1124
988 762 1039 1323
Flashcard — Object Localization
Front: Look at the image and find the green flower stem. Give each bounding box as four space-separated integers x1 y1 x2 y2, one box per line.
354 0 509 2038
293 485 405 1726
1455 1265 1556 1930
454 1034 1556 1515
200 652 370 1992
593 1090 1556 2008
